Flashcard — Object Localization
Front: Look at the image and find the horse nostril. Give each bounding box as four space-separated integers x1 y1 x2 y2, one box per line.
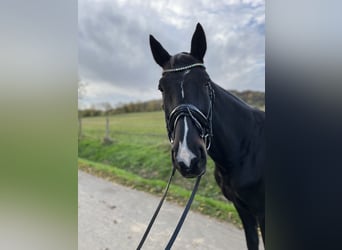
177 161 191 170
191 156 200 166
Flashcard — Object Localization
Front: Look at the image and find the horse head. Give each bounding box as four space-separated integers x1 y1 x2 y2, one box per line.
149 23 214 178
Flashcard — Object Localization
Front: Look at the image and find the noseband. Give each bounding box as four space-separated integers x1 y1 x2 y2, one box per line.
164 63 215 150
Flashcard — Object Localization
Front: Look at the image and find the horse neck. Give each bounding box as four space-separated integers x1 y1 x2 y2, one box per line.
208 83 257 166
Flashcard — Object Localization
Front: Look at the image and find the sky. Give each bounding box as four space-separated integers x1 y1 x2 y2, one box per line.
78 0 264 109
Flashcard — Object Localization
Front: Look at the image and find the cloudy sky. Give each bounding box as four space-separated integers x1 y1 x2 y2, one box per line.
78 0 264 109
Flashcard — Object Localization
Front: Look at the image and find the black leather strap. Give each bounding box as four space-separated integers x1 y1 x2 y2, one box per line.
136 167 175 250
165 175 201 249
136 170 202 249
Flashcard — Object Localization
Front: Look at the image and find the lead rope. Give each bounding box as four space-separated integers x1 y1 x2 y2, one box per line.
136 170 202 249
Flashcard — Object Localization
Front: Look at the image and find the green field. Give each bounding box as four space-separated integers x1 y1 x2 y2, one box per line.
78 111 240 225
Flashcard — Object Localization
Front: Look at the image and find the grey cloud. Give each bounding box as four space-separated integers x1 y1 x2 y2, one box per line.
79 0 264 106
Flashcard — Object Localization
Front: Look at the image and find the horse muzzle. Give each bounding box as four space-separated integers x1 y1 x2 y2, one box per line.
172 143 207 178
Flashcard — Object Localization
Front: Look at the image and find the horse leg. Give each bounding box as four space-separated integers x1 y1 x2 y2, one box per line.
235 203 259 250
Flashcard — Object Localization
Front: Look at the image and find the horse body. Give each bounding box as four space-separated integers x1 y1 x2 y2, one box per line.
149 23 265 250
209 82 265 249
209 83 264 191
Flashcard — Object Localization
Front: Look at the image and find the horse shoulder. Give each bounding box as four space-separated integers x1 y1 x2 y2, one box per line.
214 163 235 202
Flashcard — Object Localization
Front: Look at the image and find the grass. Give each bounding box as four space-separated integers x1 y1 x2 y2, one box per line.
78 111 241 226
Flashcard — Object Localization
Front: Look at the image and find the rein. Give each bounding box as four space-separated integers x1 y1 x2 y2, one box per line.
136 63 213 249
136 168 202 250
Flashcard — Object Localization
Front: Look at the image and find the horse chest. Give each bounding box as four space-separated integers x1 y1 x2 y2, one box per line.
214 165 240 202
214 162 259 203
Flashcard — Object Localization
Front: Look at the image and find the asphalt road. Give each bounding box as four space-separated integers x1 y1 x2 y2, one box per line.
78 170 264 250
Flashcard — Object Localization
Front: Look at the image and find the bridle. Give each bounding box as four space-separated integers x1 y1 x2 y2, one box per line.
136 63 215 249
165 63 215 150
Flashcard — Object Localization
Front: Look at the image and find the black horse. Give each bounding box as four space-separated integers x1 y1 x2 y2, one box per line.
149 23 265 250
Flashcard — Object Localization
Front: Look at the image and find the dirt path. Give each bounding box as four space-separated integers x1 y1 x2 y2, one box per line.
78 170 263 250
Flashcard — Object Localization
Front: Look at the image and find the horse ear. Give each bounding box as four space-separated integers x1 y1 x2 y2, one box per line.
190 23 207 62
149 35 171 68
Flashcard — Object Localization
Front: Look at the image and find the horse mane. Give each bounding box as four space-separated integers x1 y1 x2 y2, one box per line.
212 82 262 112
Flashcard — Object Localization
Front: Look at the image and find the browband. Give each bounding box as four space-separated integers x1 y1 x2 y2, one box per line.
162 63 205 73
